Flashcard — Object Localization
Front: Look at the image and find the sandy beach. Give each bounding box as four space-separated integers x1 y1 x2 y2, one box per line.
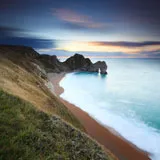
49 73 151 160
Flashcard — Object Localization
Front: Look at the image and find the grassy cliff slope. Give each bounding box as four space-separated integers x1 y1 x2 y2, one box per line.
0 45 82 129
0 90 113 160
0 45 115 160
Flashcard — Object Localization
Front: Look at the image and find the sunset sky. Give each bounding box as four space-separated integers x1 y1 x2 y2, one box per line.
0 0 160 58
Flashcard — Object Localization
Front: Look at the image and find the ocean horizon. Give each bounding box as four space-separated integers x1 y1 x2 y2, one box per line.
60 58 160 160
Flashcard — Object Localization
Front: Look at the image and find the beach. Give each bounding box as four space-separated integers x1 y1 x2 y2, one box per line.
48 73 151 160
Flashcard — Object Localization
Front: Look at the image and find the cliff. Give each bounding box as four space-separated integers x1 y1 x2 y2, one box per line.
63 53 107 74
0 45 113 160
0 45 107 74
36 52 108 74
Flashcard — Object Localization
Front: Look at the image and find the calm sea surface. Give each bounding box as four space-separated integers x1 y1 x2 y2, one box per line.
60 58 160 160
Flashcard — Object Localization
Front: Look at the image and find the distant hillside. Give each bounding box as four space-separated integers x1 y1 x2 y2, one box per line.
0 45 114 160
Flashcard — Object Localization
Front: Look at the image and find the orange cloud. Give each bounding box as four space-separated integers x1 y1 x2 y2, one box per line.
53 9 108 29
57 41 160 54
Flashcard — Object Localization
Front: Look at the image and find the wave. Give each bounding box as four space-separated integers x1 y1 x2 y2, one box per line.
60 71 160 160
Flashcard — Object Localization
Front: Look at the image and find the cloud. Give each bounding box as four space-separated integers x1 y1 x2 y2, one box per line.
0 37 55 49
53 8 109 29
1 25 159 58
57 40 160 54
91 41 160 47
37 48 74 57
35 40 160 58
0 25 55 49
0 26 28 38
140 49 160 58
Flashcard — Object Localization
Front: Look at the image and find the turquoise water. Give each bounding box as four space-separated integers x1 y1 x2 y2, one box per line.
60 58 160 160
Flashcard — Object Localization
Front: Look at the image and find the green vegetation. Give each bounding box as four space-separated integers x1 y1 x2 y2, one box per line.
0 90 111 160
0 45 115 160
0 56 83 130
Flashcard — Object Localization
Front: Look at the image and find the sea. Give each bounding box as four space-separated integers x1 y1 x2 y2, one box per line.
59 58 160 160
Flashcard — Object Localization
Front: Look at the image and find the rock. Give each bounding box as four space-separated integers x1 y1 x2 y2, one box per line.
0 45 39 58
37 54 66 73
32 63 47 79
63 53 92 70
88 61 107 74
63 53 107 74
0 45 108 74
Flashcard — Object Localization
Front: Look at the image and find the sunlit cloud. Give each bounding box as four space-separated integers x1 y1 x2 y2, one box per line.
53 8 109 29
90 41 160 47
57 41 160 54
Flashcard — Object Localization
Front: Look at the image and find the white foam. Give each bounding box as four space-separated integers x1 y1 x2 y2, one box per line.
60 72 160 160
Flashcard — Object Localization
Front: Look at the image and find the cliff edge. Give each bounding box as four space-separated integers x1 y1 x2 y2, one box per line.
0 45 107 74
0 45 114 160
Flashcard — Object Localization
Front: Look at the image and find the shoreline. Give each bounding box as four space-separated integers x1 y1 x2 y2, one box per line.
49 72 151 160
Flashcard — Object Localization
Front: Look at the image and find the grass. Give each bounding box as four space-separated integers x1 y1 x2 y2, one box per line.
0 90 112 160
0 57 83 130
0 46 116 160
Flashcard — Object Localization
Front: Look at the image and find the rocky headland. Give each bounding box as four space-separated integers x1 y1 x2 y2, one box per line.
64 53 107 74
0 45 107 76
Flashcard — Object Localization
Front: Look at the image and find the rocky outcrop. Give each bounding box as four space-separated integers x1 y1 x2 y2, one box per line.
63 54 107 74
63 53 92 70
88 61 107 74
0 45 39 58
36 54 65 73
0 45 107 74
38 53 108 74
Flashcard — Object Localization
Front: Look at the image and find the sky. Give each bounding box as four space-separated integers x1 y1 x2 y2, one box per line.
0 0 160 58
